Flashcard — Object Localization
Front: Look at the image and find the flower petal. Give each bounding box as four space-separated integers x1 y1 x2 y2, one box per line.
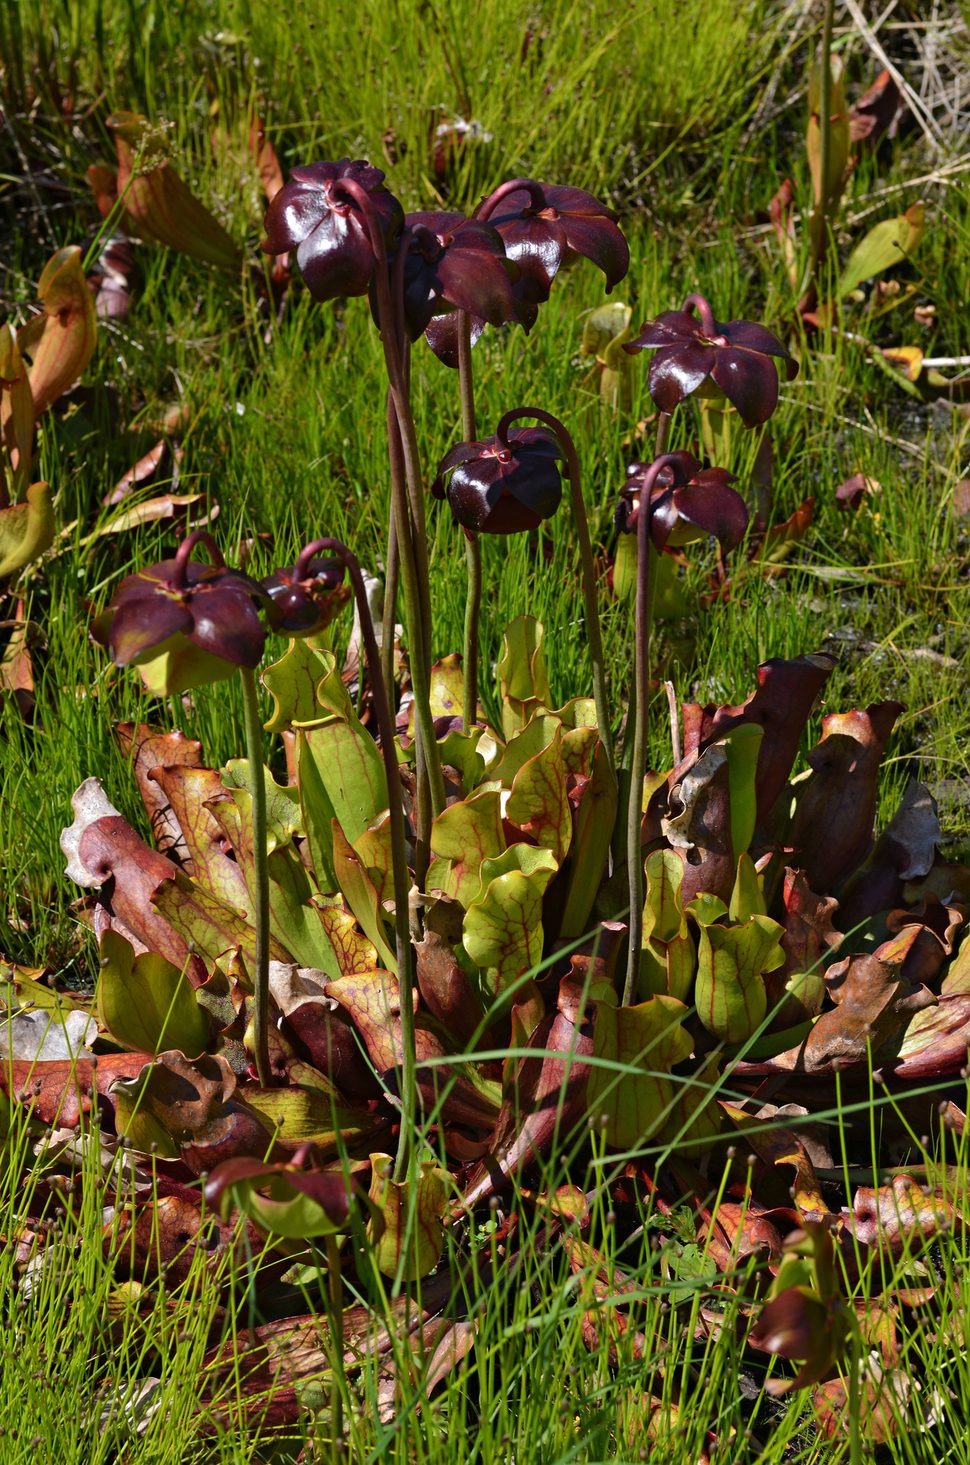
670 481 749 549
424 312 485 368
296 212 375 301
560 214 629 289
494 215 566 291
724 320 798 379
625 310 703 354
437 248 515 325
262 181 329 254
711 348 780 427
189 589 266 667
108 594 193 666
648 342 714 411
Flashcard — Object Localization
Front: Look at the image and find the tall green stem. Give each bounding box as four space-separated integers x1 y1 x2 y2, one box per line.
297 538 417 1180
457 311 481 729
496 407 614 774
324 1232 345 1457
622 454 683 1006
239 665 271 1087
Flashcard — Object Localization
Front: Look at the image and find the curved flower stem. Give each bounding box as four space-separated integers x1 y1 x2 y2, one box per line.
497 407 614 774
239 664 272 1088
300 537 417 1182
475 177 546 222
171 529 226 587
457 310 481 729
622 453 685 1007
681 293 719 339
336 182 445 835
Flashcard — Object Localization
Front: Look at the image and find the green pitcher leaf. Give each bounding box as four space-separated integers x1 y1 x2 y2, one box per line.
262 638 332 733
695 915 785 1043
491 713 559 787
243 1085 381 1154
367 1152 449 1280
353 812 395 907
153 870 290 973
296 683 388 850
211 775 339 975
463 844 558 995
839 203 924 299
559 738 619 941
437 728 487 793
497 616 551 738
506 725 571 863
723 723 764 863
428 787 506 907
221 760 303 849
0 481 54 578
331 821 397 972
96 929 209 1058
729 852 767 921
644 850 688 943
588 991 692 1148
807 54 849 209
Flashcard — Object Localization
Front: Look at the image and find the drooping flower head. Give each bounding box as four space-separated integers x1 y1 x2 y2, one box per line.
616 451 748 552
392 211 516 342
477 178 630 297
261 159 403 302
94 531 270 692
261 545 350 637
625 294 797 427
424 178 630 368
432 423 563 534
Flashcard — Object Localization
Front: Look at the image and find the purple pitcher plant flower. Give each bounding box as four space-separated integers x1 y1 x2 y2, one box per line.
625 294 797 427
261 159 403 302
96 531 269 685
393 211 516 342
616 451 748 552
432 423 563 534
261 548 350 637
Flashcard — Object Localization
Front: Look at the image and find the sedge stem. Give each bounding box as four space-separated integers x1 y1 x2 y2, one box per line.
808 0 837 283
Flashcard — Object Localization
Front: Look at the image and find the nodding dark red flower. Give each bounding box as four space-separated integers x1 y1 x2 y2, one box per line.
95 532 269 691
261 548 350 637
616 451 748 552
420 180 627 368
624 294 797 427
261 159 403 302
477 179 630 297
393 211 516 342
432 425 563 534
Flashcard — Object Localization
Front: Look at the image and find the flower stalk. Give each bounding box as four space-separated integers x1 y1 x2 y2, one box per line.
497 407 614 773
335 179 445 832
239 662 272 1087
297 537 418 1181
622 454 683 1006
457 310 481 729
